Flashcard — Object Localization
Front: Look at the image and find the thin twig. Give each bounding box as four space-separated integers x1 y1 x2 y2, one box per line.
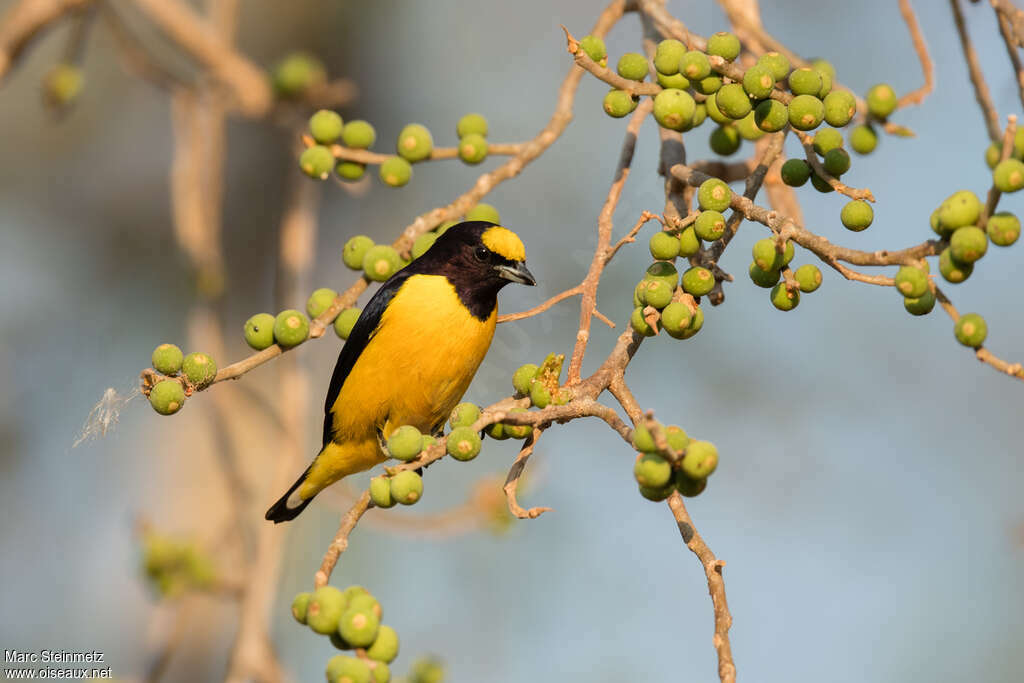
503 428 552 519
896 0 935 108
952 0 1002 141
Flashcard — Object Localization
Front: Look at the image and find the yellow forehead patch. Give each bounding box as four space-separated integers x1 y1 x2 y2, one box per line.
481 226 526 262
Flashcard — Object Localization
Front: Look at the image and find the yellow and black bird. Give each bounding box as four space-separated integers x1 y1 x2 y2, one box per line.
266 221 535 523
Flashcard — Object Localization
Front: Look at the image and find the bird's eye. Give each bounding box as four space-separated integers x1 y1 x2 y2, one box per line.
474 246 489 262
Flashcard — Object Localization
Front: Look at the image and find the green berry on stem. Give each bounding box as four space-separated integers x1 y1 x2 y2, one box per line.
788 94 825 131
630 307 657 336
300 145 334 180
466 203 501 224
644 280 673 309
244 313 276 350
291 592 311 624
512 363 539 395
309 109 343 144
812 128 843 156
458 133 488 164
840 200 873 231
369 475 395 508
949 226 988 264
704 95 729 126
780 158 811 187
694 210 727 242
698 178 731 211
937 190 982 231
306 585 345 635
342 120 376 149
447 426 482 461
850 125 878 155
645 260 679 287
757 52 790 81
676 472 707 497
412 232 437 259
822 148 851 176
149 380 185 415
387 425 423 461
152 343 183 376
749 262 780 288
654 39 686 75
866 83 897 119
985 142 1002 169
794 264 822 292
770 283 799 311
378 156 412 187
617 53 649 81
631 423 657 452
678 226 701 257
343 235 374 269
742 65 775 99
682 440 718 478
327 655 371 683
954 313 987 348
987 212 1021 246
273 310 309 348
334 308 361 340
653 89 696 131
993 158 1024 192
735 112 766 141
822 91 856 127
649 231 680 260
753 99 788 132
715 83 752 119
939 248 973 283
639 483 674 502
456 113 488 138
503 408 532 439
271 53 325 97
752 237 788 271
665 425 690 452
678 304 704 339
634 453 672 488
811 58 836 80
903 290 936 316
449 402 481 429
366 625 400 663
603 89 638 118
660 302 693 336
707 32 741 61
657 71 690 90
396 124 432 162
182 352 217 388
579 35 607 62
338 607 380 648
693 74 722 95
709 125 741 156
680 50 711 80
787 68 822 96
810 173 834 193
895 266 929 298
681 266 715 297
691 103 708 128
336 161 366 181
362 245 401 282
389 470 423 505
307 287 337 318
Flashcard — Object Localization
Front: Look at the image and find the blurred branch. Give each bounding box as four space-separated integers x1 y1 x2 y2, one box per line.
896 0 935 108
952 0 1001 141
503 428 551 519
0 0 91 81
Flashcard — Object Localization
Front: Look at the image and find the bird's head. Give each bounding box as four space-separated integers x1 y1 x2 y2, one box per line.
422 221 536 289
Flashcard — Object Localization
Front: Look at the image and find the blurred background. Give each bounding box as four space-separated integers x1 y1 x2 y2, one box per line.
1 0 1023 681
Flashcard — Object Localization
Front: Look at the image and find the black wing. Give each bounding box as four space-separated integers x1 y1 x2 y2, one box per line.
321 271 412 447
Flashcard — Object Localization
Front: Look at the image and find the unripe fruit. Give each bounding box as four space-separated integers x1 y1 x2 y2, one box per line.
752 237 791 271
512 363 539 395
788 94 824 131
456 113 488 138
939 248 973 283
449 402 481 429
603 89 638 119
987 211 1021 246
679 304 704 339
649 231 680 260
691 103 708 128
379 157 412 187
812 128 843 156
660 302 693 336
369 475 395 508
447 425 482 461
681 266 715 297
822 148 851 177
644 260 679 287
309 109 343 144
742 65 775 99
709 125 741 156
307 287 338 318
811 58 836 80
387 425 423 461
617 53 649 81
781 158 811 187
993 158 1024 192
715 83 752 119
950 226 988 263
748 262 780 288
342 120 376 149
692 74 722 95
937 190 982 231
735 112 767 141
707 32 741 61
682 440 718 479
794 264 822 292
244 313 276 350
466 203 501 224
654 39 686 75
633 282 647 308
630 307 657 336
678 226 701 257
985 142 1001 169
370 662 390 683
503 408 532 439
811 175 832 196
639 483 674 502
149 380 185 415
665 425 690 452
770 283 799 311
753 99 788 132
300 145 334 179
657 71 690 90
338 607 380 649
653 89 696 131
389 470 423 505
412 232 437 259
343 235 375 269
367 624 399 663
362 245 401 281
182 352 217 388
273 310 309 348
152 343 183 375
326 655 371 683
895 266 929 298
866 83 897 118
840 200 873 231
644 280 674 309
336 161 366 181
850 125 878 155
292 592 311 624
631 423 657 452
396 124 432 162
634 453 672 488
822 90 856 127
676 472 707 497
787 68 822 96
579 35 607 62
698 178 731 211
272 53 325 97
334 308 361 340
694 210 727 241
458 133 488 164
680 50 711 80
954 313 987 348
815 69 833 98
529 378 552 408
903 290 936 316
306 585 345 635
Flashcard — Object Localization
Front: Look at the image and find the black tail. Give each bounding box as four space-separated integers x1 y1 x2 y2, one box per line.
265 465 316 523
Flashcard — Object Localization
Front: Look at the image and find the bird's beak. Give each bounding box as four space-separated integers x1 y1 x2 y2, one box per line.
495 262 536 286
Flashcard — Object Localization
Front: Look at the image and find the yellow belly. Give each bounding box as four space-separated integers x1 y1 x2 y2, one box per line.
300 274 497 498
